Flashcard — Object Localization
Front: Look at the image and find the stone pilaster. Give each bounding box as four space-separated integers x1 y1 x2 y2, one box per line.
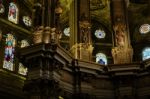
111 0 133 64
70 0 93 61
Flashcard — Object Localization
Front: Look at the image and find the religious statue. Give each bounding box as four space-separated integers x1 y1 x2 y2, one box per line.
79 20 91 45
114 24 126 47
112 24 133 64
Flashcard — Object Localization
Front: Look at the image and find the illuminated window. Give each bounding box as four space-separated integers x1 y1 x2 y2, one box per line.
3 33 16 71
142 47 150 61
63 27 70 36
23 16 32 26
139 24 150 34
96 53 107 65
95 29 106 39
18 40 29 75
20 40 29 48
18 63 27 75
0 0 5 14
58 96 64 99
8 2 18 24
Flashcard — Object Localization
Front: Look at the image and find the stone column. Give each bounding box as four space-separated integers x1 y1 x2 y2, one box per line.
111 0 133 64
70 0 93 61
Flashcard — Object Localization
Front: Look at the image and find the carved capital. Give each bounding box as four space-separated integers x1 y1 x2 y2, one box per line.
33 26 44 44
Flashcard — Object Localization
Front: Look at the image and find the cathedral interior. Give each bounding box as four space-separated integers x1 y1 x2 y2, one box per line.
0 0 150 99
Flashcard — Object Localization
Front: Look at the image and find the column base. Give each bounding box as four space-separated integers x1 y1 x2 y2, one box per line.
112 46 133 64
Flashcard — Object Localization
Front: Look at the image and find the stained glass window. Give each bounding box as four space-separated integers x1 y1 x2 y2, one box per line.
63 27 70 36
18 63 27 75
23 16 32 27
139 24 150 34
3 33 16 71
18 40 29 75
0 0 5 14
20 40 29 48
8 2 18 24
96 53 107 65
95 29 106 39
142 47 150 61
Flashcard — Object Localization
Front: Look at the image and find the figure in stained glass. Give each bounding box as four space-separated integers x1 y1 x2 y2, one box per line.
8 2 18 24
3 34 15 71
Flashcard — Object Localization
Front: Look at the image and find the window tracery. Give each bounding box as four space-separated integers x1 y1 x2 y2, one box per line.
94 29 106 39
139 24 150 34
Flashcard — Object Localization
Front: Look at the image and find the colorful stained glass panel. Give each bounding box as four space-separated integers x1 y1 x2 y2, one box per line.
3 34 15 71
96 53 107 65
142 47 150 61
8 2 18 24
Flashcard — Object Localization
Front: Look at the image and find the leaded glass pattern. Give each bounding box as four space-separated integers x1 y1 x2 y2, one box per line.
63 27 70 36
142 47 150 61
20 40 29 48
8 2 18 24
23 16 32 27
95 29 106 39
18 40 29 75
3 33 16 71
18 63 27 75
139 24 150 34
96 53 107 65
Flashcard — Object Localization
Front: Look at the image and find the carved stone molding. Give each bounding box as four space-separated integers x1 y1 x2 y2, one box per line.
33 26 44 44
70 43 93 61
32 26 61 44
112 46 133 64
